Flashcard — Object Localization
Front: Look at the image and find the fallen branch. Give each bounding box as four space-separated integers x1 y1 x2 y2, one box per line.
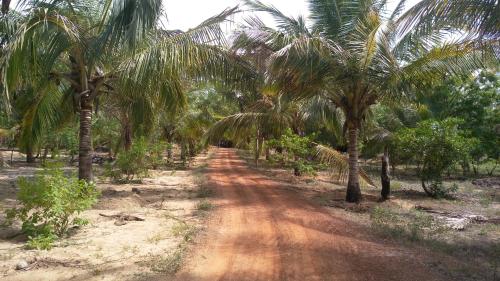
99 213 145 226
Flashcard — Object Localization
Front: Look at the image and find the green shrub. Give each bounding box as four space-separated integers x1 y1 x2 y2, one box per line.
295 160 317 176
196 200 214 211
5 165 99 249
115 138 149 180
26 233 58 250
394 118 475 198
268 129 317 176
149 141 166 169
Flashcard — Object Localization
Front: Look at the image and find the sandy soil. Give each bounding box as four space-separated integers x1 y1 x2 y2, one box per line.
0 152 211 281
175 148 449 281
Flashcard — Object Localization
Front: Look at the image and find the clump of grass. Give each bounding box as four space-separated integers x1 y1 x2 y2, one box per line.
197 186 214 198
196 199 214 211
391 181 402 191
170 221 197 242
370 206 440 241
147 233 164 244
479 192 494 208
147 244 187 274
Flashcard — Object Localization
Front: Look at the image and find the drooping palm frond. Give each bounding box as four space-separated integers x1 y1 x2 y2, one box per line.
302 95 346 146
397 0 499 41
16 82 74 151
204 111 283 144
98 0 163 49
244 0 311 37
315 144 376 187
119 7 256 97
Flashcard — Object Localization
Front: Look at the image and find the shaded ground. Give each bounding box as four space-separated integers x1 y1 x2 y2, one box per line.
175 148 451 281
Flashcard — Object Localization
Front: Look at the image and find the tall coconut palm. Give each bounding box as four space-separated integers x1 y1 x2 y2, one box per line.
249 0 487 202
2 0 251 181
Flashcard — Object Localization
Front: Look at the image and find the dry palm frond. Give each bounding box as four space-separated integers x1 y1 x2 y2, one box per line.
315 144 376 187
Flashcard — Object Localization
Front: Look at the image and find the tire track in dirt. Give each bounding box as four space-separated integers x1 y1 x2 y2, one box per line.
174 148 448 281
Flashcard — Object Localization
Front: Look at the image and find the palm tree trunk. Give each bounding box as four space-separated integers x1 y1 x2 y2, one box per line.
78 95 93 181
346 126 362 203
1 0 10 14
381 146 390 200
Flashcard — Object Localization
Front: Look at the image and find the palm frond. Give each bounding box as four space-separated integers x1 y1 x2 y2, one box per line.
315 144 376 187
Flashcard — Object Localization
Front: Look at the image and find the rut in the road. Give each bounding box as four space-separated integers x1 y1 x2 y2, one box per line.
174 148 448 281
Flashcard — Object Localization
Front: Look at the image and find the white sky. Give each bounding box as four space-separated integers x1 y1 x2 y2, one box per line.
162 0 421 31
10 0 421 31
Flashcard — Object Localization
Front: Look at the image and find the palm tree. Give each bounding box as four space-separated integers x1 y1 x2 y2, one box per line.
397 0 499 43
249 0 486 202
2 0 251 181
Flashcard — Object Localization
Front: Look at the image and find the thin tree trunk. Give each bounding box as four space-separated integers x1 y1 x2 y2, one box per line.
180 142 187 164
265 146 270 161
78 95 93 182
254 130 260 166
488 160 498 176
381 146 390 200
346 126 362 203
123 116 132 151
26 145 35 163
42 146 49 161
189 142 196 157
167 144 173 163
0 151 4 168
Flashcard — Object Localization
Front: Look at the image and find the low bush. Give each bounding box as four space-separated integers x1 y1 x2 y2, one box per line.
5 165 99 249
149 141 166 169
115 138 150 180
106 139 168 182
268 129 317 176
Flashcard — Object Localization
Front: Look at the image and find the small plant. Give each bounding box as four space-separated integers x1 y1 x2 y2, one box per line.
147 244 187 274
197 186 214 198
170 221 197 242
26 232 58 250
196 200 214 211
147 232 164 244
149 141 166 169
5 165 99 249
295 160 317 176
110 138 150 181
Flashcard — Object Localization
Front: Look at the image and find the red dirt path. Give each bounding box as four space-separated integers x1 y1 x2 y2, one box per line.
175 148 448 281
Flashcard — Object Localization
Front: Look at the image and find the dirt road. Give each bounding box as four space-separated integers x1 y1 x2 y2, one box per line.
175 148 447 281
